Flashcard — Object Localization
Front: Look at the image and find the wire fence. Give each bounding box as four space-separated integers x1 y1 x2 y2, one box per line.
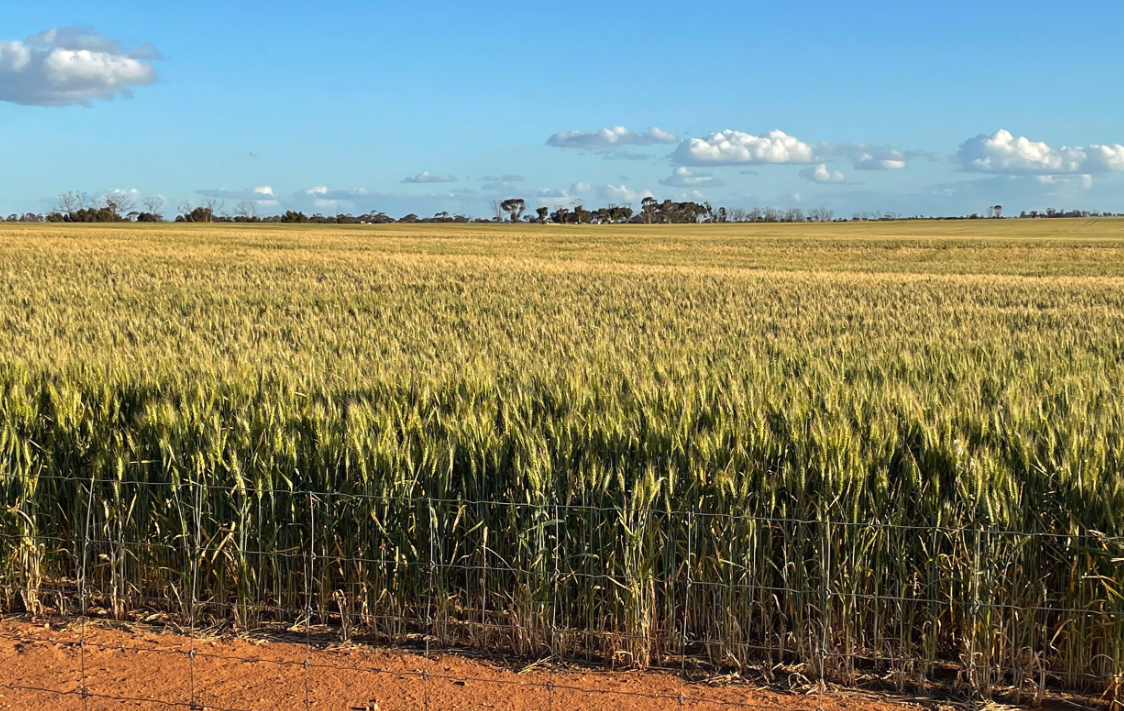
2 479 1123 710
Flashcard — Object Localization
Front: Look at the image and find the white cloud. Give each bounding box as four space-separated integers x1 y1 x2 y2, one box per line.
955 129 1124 175
596 184 654 203
401 171 458 184
671 129 816 166
0 25 159 106
547 125 678 150
1086 144 1124 172
799 164 845 184
659 167 724 188
533 183 591 201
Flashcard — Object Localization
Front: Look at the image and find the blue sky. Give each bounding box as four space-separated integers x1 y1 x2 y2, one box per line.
2 0 1123 218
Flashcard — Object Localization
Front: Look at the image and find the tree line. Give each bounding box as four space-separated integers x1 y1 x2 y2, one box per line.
1 191 1118 225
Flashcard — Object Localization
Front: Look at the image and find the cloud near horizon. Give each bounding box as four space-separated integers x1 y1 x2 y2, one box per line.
799 164 846 184
0 25 160 106
956 130 1124 175
671 129 816 166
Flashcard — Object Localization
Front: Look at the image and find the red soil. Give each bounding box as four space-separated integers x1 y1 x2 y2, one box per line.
0 617 927 711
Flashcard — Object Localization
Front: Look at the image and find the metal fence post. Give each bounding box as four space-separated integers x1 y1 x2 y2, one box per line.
549 502 560 711
304 490 315 710
819 519 830 711
679 510 693 711
970 524 980 695
78 474 95 711
425 496 434 711
188 472 202 711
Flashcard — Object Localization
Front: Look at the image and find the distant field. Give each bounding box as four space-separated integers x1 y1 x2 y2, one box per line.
2 219 1123 697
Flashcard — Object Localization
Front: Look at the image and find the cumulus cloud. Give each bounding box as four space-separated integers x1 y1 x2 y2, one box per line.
596 184 654 203
659 167 724 188
532 183 590 200
671 129 816 166
799 164 846 184
818 143 932 170
401 171 458 184
0 25 160 106
547 126 678 150
955 129 1124 175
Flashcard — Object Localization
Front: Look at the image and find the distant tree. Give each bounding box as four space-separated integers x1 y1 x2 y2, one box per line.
235 202 258 221
398 213 418 223
56 191 87 218
103 193 136 220
142 195 165 217
490 200 504 222
178 201 217 223
535 206 549 223
993 204 1003 218
499 198 526 223
281 210 308 223
572 202 590 224
550 206 570 224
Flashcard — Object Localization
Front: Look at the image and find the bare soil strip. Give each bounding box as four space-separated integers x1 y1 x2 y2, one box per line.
0 618 925 711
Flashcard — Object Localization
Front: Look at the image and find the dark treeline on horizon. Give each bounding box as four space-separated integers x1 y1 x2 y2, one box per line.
3 191 1120 225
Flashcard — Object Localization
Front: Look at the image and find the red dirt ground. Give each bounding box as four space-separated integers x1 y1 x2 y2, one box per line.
0 617 930 711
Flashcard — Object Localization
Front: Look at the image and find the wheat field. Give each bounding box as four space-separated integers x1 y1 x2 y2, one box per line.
2 219 1123 700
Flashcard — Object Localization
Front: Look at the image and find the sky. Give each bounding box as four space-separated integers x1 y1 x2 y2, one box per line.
2 0 1123 219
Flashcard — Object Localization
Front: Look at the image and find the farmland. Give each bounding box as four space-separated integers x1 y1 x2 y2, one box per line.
2 220 1124 701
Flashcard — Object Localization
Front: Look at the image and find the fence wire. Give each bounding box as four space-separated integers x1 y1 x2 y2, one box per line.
1 486 1122 710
